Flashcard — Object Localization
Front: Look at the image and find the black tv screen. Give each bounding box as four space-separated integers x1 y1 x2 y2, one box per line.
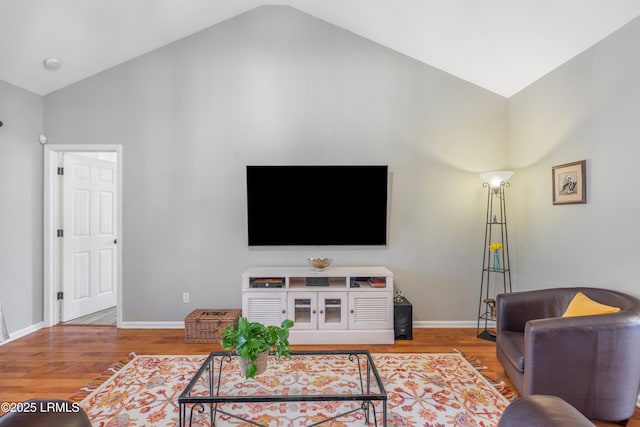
247 165 388 246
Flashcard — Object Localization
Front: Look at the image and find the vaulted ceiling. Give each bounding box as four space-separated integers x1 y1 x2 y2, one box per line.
2 0 640 97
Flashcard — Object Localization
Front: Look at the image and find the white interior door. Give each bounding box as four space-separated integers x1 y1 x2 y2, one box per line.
61 153 117 321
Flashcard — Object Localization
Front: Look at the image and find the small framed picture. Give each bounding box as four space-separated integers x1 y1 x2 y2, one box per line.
552 160 586 205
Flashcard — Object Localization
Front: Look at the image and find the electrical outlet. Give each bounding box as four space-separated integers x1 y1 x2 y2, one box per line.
182 292 190 304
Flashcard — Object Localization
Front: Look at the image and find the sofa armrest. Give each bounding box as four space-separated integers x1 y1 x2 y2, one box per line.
523 314 640 414
497 289 568 332
498 395 596 427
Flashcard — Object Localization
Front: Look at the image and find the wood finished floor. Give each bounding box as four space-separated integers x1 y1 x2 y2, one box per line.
62 306 117 325
0 326 637 425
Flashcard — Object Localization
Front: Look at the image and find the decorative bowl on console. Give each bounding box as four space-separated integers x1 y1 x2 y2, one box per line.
307 257 333 271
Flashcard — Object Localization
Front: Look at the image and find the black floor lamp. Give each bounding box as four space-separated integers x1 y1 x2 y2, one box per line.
477 171 513 341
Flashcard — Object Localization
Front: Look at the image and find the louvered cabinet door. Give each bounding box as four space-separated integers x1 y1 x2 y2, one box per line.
348 292 393 329
243 291 287 326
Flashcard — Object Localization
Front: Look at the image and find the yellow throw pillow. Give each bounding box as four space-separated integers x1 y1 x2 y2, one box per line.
562 291 621 317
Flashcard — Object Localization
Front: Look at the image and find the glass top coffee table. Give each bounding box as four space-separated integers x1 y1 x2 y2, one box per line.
179 350 387 427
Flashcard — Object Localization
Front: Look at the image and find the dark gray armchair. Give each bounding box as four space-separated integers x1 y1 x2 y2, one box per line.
496 287 640 423
498 395 595 427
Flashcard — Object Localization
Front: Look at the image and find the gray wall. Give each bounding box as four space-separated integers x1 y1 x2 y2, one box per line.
0 80 43 333
508 16 640 297
43 6 507 324
6 6 638 333
6 5 638 333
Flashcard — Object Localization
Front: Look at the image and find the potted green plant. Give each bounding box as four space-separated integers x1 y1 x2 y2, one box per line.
220 317 294 378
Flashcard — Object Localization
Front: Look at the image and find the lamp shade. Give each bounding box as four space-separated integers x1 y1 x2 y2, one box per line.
479 171 514 188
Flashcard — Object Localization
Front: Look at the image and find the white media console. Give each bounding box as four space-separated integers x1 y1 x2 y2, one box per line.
242 266 394 344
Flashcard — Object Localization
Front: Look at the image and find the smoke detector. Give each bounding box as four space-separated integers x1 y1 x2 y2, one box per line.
43 58 62 71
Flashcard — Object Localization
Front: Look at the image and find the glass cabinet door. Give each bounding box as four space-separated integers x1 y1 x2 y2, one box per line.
287 292 317 330
318 292 347 330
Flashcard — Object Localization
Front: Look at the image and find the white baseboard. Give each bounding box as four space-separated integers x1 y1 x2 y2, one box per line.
120 321 185 329
413 320 489 328
122 321 482 329
0 322 44 346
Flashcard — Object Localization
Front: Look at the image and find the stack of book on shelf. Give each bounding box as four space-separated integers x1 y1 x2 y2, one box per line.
368 278 386 288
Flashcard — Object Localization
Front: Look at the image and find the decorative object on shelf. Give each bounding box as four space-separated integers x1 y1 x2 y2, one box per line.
489 243 502 271
483 298 497 319
220 317 294 379
306 257 333 271
477 171 513 342
552 160 586 205
394 290 404 303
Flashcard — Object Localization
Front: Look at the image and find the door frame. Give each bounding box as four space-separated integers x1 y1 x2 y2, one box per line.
43 144 123 327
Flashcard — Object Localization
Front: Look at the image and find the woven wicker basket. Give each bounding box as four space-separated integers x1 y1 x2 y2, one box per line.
184 309 241 343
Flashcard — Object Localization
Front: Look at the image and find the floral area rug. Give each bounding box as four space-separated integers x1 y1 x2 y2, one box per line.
77 353 509 426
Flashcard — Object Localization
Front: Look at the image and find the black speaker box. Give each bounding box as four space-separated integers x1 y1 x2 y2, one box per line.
394 297 413 340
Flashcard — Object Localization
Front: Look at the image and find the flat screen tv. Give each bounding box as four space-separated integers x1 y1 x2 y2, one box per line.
246 165 388 246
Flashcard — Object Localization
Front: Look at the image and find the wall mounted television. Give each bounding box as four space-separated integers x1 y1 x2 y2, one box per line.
246 165 388 246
